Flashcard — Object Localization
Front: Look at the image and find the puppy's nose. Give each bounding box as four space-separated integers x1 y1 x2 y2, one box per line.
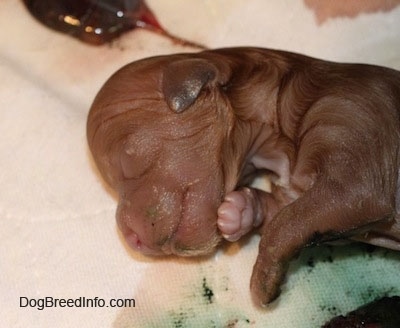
123 230 162 255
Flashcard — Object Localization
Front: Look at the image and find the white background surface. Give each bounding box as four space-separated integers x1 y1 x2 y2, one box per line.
1 1 400 327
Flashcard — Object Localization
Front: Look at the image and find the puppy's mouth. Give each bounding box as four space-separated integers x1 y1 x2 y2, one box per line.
119 222 218 257
123 229 162 255
116 202 220 257
116 179 223 257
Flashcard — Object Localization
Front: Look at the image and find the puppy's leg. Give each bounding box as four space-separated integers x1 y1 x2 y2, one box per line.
250 175 395 307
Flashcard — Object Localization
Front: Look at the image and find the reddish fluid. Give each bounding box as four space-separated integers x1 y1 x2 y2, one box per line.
22 0 206 48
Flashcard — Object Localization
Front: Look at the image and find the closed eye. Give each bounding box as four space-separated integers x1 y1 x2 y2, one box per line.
120 145 160 180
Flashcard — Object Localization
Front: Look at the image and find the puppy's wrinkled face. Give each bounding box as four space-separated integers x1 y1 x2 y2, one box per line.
116 118 225 256
88 55 233 256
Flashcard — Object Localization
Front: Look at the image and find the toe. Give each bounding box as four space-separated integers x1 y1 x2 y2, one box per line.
217 201 241 235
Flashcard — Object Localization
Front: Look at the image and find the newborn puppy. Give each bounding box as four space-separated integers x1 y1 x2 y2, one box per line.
87 47 400 306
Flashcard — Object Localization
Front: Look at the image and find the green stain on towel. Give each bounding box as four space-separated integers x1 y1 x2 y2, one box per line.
289 244 400 323
137 273 254 328
202 277 214 304
115 242 400 328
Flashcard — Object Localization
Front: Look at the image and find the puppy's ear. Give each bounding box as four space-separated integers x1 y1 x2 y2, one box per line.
162 58 218 113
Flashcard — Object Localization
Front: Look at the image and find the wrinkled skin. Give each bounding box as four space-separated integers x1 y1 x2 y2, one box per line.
87 47 400 307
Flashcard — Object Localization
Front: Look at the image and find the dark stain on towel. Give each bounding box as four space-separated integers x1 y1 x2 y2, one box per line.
202 277 214 304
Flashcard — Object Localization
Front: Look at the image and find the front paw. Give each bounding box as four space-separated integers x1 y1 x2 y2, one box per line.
217 188 262 242
250 255 287 307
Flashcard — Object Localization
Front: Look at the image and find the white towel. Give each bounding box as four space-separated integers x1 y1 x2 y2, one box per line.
1 1 399 327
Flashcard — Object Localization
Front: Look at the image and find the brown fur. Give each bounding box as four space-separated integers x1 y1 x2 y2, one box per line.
87 47 400 306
